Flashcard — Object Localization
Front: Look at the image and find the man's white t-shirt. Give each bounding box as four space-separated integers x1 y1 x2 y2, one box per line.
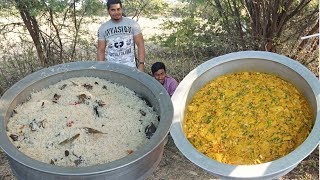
98 17 142 67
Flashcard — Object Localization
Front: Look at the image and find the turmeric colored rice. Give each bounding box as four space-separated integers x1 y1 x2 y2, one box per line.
183 72 313 165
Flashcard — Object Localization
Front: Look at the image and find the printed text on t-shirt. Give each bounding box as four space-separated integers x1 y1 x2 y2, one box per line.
106 26 132 36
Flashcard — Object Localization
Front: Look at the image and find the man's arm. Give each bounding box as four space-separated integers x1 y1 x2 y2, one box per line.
97 40 106 61
134 33 145 71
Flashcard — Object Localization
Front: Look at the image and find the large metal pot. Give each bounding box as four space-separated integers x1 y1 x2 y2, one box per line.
0 61 173 180
170 51 320 180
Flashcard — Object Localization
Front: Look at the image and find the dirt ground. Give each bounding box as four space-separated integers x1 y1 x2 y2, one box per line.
0 135 319 180
149 136 319 180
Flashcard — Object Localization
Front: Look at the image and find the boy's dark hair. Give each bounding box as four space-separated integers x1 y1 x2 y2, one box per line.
107 0 122 9
151 62 166 75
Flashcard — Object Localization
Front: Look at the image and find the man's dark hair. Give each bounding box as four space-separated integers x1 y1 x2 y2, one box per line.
151 62 166 75
107 0 122 9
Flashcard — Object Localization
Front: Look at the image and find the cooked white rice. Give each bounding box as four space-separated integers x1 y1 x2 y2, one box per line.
6 77 159 167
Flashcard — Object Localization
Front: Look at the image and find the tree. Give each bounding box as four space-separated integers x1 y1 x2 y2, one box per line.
0 0 168 67
13 0 48 66
122 0 167 20
243 0 318 52
156 0 318 61
0 0 104 67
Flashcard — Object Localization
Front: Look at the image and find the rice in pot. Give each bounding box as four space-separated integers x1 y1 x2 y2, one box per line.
184 72 313 165
6 77 159 167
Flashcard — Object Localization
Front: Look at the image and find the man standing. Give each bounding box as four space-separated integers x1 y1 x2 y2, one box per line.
97 0 145 71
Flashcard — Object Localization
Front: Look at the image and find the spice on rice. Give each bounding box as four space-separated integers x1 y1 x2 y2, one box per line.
7 77 159 167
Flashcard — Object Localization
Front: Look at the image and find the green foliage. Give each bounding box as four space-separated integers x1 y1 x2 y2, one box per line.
0 0 106 66
15 1 45 16
152 0 319 65
153 1 250 60
122 0 168 19
145 44 200 82
0 0 104 15
46 0 69 13
0 45 41 96
82 0 107 16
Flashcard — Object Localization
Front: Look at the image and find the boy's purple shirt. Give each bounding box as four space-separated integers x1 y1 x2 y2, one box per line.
163 76 178 96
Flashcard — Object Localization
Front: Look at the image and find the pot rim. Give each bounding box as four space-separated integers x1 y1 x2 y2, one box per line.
170 51 320 179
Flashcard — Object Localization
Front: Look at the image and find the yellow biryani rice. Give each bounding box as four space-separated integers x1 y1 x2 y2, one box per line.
183 72 313 165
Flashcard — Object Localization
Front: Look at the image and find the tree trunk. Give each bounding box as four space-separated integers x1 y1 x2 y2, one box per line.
15 0 48 66
243 0 313 52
